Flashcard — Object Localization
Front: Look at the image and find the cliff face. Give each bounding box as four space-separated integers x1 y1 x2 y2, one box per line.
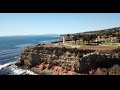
15 46 94 74
16 46 120 75
80 53 120 74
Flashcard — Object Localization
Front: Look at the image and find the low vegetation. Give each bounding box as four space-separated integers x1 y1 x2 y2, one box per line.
112 46 120 53
62 27 120 45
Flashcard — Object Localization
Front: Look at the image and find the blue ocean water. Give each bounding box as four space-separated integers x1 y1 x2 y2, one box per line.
0 35 60 64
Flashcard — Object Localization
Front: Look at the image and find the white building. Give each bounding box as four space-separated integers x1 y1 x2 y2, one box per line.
63 36 65 44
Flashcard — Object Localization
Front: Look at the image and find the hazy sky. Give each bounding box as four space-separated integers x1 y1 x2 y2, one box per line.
0 13 120 36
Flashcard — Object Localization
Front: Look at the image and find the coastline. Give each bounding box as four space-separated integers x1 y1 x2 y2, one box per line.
16 40 82 75
15 38 120 75
15 41 95 75
0 35 61 75
15 43 80 75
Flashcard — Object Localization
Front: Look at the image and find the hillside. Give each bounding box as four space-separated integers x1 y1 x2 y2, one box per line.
61 27 120 36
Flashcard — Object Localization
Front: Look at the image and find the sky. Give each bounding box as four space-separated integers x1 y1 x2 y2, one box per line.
0 13 120 36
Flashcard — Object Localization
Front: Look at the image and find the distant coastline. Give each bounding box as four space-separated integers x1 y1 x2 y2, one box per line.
0 34 61 37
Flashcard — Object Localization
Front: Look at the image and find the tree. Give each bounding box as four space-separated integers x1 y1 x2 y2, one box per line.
67 34 70 43
67 34 70 38
118 31 120 42
81 34 98 45
82 35 89 44
99 35 102 42
78 34 82 44
90 34 96 42
105 32 110 42
111 33 116 42
72 34 78 44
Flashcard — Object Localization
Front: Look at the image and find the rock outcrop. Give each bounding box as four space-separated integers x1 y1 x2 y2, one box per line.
80 53 120 74
16 45 120 75
88 64 120 75
15 46 94 74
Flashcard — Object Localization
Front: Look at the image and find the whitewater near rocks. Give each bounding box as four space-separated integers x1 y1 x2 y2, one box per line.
0 61 38 75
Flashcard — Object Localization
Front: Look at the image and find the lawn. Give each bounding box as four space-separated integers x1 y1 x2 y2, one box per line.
101 42 119 46
64 42 119 52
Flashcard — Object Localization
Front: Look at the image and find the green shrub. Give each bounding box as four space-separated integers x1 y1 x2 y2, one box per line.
113 46 120 53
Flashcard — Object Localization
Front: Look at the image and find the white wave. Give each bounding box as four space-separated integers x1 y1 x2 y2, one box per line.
9 65 38 75
0 61 38 75
0 61 16 70
11 65 37 75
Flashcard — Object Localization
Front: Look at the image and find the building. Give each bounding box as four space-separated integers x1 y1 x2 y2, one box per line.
62 36 65 44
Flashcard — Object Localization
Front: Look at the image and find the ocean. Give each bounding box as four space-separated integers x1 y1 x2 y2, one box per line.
0 35 60 75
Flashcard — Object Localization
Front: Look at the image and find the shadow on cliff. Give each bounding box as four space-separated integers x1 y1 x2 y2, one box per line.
79 54 120 74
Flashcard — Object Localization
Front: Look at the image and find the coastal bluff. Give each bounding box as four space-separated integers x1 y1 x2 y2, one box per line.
15 45 94 75
15 45 120 75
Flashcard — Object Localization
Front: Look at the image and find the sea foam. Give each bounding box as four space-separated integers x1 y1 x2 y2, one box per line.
0 61 38 75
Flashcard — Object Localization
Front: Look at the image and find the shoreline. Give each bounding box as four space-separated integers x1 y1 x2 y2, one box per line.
15 38 120 75
18 63 81 75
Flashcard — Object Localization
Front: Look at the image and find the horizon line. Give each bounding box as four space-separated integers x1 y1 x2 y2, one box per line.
1 26 120 37
0 34 62 37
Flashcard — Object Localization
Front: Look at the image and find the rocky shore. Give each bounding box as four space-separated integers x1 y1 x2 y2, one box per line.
15 44 120 75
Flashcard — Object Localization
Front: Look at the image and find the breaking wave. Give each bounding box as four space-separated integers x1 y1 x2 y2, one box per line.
0 61 38 75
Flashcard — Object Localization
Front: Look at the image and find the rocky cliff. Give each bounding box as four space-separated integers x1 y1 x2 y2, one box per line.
15 46 94 75
16 45 120 75
80 53 120 74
